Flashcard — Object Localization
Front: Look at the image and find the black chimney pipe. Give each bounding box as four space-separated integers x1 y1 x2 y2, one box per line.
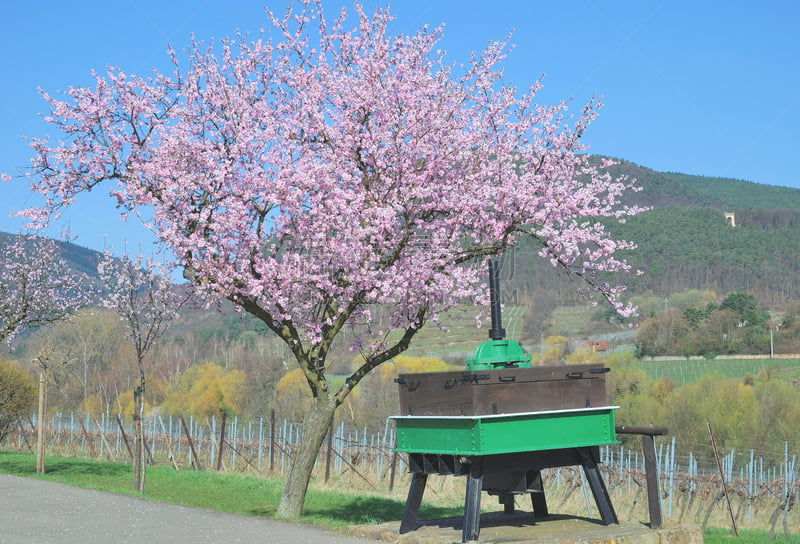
488 258 506 340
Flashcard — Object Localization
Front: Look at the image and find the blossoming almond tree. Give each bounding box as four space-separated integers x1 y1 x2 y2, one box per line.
9 1 641 516
98 251 189 491
0 234 87 344
0 233 89 474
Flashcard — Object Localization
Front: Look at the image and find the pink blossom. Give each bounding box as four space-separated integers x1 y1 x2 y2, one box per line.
0 233 91 343
12 0 640 388
98 250 190 367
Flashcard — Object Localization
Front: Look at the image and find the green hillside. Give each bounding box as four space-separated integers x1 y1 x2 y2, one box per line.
662 172 800 210
385 305 528 359
597 157 800 211
596 158 712 208
603 206 800 298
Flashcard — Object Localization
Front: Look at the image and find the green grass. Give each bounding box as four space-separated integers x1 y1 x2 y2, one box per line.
705 526 800 544
0 453 460 530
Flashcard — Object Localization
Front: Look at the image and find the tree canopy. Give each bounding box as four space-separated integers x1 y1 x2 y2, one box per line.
9 0 640 516
0 234 89 344
0 360 37 443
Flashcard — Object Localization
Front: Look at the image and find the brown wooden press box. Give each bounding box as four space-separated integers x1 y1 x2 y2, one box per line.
396 364 609 417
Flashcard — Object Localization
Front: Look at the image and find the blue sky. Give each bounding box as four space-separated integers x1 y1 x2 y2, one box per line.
1 0 798 257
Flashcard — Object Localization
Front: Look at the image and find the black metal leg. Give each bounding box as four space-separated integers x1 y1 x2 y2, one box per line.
529 470 549 519
578 448 618 525
400 472 428 534
463 457 483 543
499 493 515 514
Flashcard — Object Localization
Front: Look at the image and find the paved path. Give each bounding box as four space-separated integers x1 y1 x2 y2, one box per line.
0 474 380 544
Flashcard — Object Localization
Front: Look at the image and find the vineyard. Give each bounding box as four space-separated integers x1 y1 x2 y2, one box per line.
4 411 798 538
640 356 800 387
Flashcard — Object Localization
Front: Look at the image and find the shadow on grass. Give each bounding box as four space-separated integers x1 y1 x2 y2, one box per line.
44 458 130 477
301 494 462 525
0 454 36 474
0 453 129 478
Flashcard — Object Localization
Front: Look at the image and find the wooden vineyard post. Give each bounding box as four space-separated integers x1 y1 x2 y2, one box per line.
180 416 202 470
216 410 228 471
77 415 98 459
708 421 738 536
389 451 398 493
269 409 276 473
36 373 47 474
116 415 133 461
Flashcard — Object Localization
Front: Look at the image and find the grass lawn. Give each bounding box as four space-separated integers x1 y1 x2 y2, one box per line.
1 452 795 542
705 526 800 544
0 452 460 530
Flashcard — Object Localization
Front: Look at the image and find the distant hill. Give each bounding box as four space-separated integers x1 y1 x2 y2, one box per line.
601 206 800 301
659 172 800 210
596 157 800 210
54 238 105 281
0 231 102 279
0 232 109 307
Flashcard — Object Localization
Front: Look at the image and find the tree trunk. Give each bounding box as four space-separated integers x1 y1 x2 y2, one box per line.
275 398 337 518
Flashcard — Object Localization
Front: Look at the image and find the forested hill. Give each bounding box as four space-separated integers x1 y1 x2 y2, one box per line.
589 159 800 303
603 207 800 303
660 172 800 210
598 157 800 210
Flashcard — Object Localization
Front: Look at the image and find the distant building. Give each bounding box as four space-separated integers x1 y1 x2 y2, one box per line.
725 212 736 227
588 340 609 352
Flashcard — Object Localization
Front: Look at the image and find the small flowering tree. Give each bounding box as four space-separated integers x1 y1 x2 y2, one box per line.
98 251 189 491
0 234 87 344
11 1 641 515
0 233 89 473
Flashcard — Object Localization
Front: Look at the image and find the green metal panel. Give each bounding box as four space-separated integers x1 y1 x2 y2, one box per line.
393 417 479 455
393 407 619 455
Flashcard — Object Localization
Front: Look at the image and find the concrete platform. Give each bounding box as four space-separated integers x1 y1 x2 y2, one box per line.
349 511 703 544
